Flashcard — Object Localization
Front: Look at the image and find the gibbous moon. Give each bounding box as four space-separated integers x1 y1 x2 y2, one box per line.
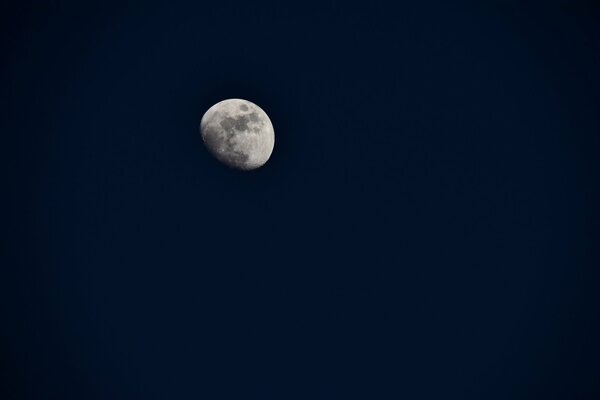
200 98 275 170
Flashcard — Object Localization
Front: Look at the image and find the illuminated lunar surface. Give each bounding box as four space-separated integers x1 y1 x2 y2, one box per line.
200 98 275 170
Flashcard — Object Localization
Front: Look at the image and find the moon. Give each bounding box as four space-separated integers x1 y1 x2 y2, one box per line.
200 98 275 170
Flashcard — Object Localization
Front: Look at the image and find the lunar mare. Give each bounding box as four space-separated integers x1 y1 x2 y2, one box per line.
200 98 274 170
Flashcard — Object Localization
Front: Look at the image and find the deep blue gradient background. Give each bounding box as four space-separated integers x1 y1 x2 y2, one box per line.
2 1 599 399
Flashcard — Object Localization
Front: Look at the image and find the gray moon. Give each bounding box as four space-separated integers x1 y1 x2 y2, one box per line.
200 98 275 170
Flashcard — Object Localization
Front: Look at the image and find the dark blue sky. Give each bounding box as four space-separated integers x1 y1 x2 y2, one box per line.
2 1 599 399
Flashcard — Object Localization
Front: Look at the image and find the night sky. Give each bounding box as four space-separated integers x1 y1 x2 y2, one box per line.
2 1 599 399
